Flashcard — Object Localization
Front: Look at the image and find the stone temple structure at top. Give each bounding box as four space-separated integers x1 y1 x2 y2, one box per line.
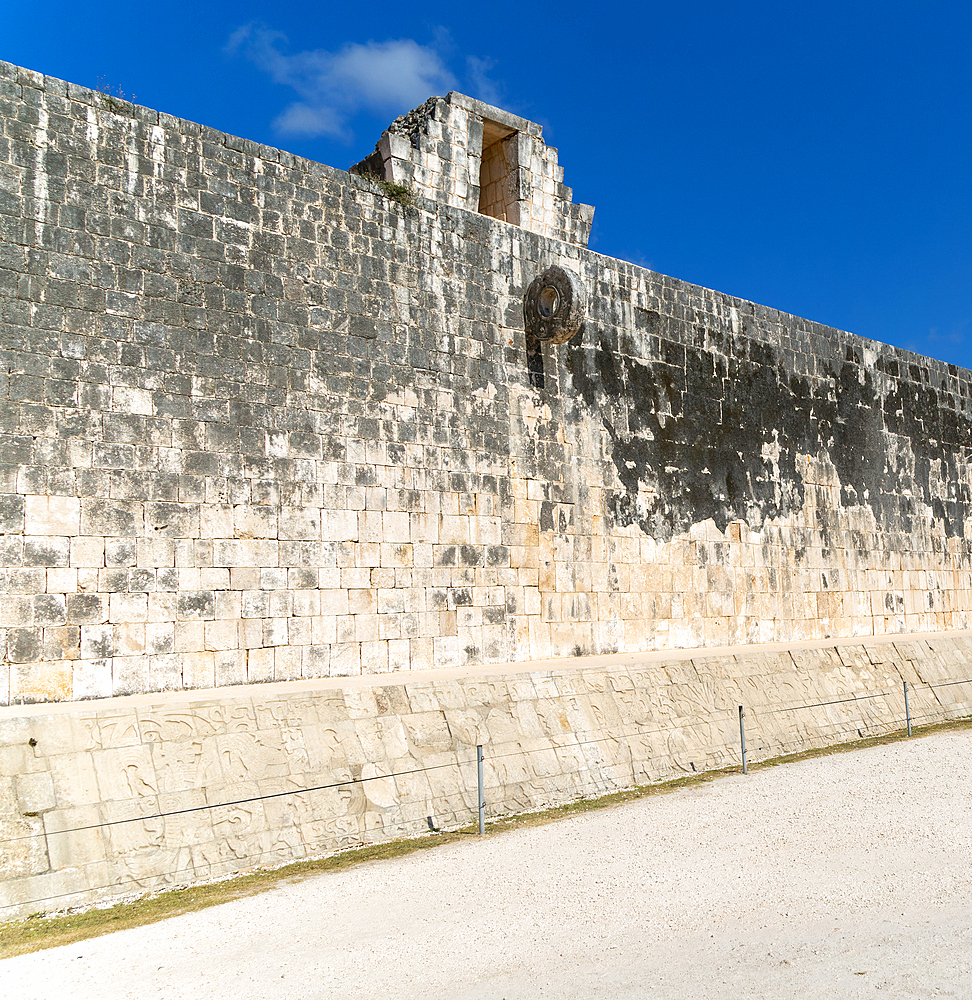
351 92 595 247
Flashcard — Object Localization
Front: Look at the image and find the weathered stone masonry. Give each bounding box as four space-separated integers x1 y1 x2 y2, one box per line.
2 61 972 708
5 59 972 919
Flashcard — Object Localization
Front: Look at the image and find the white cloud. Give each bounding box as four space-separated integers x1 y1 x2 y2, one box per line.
328 39 455 108
228 25 459 139
273 103 344 138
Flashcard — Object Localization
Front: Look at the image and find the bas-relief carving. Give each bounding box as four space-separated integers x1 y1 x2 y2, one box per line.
585 691 624 729
508 701 546 740
520 745 564 781
483 705 525 743
192 830 271 876
560 694 600 735
677 676 733 716
263 825 306 865
254 698 317 730
10 640 972 918
443 709 487 747
152 740 205 793
257 779 316 833
462 679 512 707
310 692 349 723
666 727 703 770
534 698 571 736
334 787 394 843
392 767 446 819
375 686 411 717
209 801 267 861
103 812 165 857
138 712 216 744
374 716 410 761
280 727 311 770
300 723 347 772
212 731 292 784
92 746 158 800
158 796 213 851
529 672 560 699
401 711 454 752
343 688 380 719
110 846 193 891
300 816 361 852
359 762 398 809
611 685 653 727
78 715 140 751
138 705 258 745
350 719 387 765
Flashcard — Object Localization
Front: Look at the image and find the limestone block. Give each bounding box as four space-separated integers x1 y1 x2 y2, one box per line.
322 510 356 542
182 651 215 689
24 536 71 570
148 654 182 692
213 539 278 568
0 807 48 879
80 499 142 537
15 771 55 813
205 620 239 651
291 590 319 617
215 650 246 687
329 642 361 677
11 658 73 703
145 501 200 539
109 592 148 624
112 654 148 695
24 495 80 536
247 648 273 682
279 507 321 540
44 805 108 869
273 645 302 681
66 593 108 625
48 752 100 808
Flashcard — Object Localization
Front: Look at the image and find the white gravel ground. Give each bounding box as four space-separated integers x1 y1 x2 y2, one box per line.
5 729 972 1000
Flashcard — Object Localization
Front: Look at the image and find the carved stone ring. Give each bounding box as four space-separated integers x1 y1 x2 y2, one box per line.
523 265 587 344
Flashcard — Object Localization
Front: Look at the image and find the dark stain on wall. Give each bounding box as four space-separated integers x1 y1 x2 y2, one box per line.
568 313 972 541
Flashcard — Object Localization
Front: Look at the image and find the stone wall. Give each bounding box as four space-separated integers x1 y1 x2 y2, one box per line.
4 60 972 919
2 60 972 707
3 631 971 920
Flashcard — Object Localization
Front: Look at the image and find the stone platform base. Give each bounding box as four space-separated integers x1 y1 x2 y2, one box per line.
3 631 972 920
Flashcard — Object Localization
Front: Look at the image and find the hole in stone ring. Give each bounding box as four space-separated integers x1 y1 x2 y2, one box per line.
538 285 560 318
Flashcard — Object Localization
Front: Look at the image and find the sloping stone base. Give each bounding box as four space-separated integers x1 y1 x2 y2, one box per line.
3 631 972 920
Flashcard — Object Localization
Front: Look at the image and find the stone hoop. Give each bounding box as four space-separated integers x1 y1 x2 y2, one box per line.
523 265 587 344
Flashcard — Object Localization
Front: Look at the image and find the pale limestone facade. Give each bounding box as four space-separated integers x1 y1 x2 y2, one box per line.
1 65 972 706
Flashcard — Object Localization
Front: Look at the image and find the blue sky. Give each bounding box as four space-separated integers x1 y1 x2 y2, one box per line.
4 1 971 369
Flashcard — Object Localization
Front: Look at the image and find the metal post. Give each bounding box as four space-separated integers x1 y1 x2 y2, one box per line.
738 705 748 774
904 680 912 737
477 745 485 835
